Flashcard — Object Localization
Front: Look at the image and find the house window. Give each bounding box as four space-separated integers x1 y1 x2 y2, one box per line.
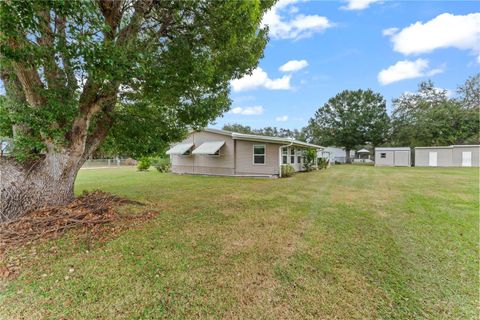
290 148 295 164
380 153 386 158
282 148 288 164
253 145 266 164
297 149 303 163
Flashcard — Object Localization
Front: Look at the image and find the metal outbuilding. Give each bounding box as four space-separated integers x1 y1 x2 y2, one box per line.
414 145 480 167
374 147 411 167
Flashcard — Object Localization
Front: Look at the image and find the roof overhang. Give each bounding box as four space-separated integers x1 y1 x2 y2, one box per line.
375 147 410 151
188 128 323 149
415 145 480 149
231 132 323 149
166 143 194 155
192 141 225 155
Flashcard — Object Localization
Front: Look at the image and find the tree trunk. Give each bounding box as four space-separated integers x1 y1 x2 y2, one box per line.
0 152 84 222
345 148 351 164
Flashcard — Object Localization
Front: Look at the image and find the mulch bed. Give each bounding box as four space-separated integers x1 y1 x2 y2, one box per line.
0 191 156 279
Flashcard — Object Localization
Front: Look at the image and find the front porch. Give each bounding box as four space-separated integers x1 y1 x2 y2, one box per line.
280 146 316 172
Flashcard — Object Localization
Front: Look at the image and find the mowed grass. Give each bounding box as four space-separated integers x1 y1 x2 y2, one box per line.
1 165 478 319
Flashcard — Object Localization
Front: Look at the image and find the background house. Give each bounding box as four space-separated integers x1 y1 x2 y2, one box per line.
320 147 356 163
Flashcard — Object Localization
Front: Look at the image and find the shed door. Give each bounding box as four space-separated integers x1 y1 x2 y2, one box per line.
462 152 472 167
394 151 409 166
428 152 437 167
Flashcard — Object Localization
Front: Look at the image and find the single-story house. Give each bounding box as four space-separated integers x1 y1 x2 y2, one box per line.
167 128 323 177
320 147 356 163
375 147 411 167
414 145 480 167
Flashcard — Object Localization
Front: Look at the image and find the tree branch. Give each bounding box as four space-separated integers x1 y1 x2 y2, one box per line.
56 15 77 93
37 10 65 91
68 0 153 153
10 62 45 108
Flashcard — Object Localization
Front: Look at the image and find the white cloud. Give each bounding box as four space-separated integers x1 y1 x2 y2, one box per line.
231 67 291 92
377 59 444 85
275 115 289 122
230 106 264 115
434 87 453 98
279 59 309 72
387 13 480 59
382 27 398 36
262 0 333 40
341 0 381 10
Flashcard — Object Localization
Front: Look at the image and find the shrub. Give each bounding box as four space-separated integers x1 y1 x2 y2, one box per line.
303 148 317 171
137 157 151 171
155 162 171 173
318 158 329 170
281 164 295 177
151 157 171 173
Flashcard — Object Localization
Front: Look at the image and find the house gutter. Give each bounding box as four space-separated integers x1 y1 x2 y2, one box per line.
278 140 293 178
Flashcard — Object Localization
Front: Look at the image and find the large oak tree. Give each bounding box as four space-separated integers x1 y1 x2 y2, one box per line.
0 0 273 221
306 89 390 162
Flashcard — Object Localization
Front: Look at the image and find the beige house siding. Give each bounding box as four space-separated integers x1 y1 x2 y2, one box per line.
171 164 195 174
170 131 235 175
235 140 280 175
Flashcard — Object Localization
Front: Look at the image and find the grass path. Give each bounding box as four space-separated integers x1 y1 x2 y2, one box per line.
0 166 478 319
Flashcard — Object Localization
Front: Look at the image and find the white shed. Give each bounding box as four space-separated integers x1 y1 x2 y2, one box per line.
414 145 480 167
375 147 411 167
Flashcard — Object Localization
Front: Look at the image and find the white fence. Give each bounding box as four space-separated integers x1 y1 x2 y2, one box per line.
82 158 137 168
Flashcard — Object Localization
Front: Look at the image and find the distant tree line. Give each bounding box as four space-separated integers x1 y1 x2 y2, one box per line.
224 74 479 162
222 123 307 141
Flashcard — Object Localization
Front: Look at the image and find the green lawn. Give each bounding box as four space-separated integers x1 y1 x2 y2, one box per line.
1 166 478 319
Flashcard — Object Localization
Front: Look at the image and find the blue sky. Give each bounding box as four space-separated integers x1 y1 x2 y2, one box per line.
213 0 480 130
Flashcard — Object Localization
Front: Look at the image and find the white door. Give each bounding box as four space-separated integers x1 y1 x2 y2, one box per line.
395 151 410 166
428 152 437 167
462 152 472 167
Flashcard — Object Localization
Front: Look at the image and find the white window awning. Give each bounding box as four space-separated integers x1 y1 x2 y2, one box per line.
192 141 225 155
166 143 194 155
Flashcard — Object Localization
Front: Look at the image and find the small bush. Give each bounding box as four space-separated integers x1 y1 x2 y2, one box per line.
151 157 171 173
281 164 295 177
303 148 317 172
137 157 151 171
318 158 329 170
155 163 171 173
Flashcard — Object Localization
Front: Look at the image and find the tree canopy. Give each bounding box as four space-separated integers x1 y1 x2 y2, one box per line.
390 79 479 147
0 0 273 221
0 0 273 161
306 89 390 159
